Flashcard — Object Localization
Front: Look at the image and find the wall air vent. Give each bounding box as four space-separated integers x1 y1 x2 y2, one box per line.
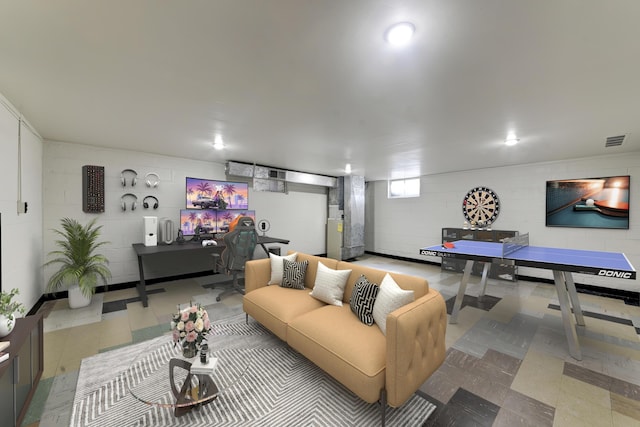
268 169 286 180
605 134 625 147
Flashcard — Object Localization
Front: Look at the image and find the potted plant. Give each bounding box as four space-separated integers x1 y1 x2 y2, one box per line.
0 288 26 337
44 217 112 309
171 303 212 358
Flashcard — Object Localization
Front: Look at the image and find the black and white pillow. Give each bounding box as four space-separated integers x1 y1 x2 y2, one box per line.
268 252 298 285
280 259 308 290
349 275 380 326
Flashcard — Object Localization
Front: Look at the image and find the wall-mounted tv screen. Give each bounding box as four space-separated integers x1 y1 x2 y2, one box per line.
179 209 218 236
545 175 629 229
216 210 256 233
186 177 249 210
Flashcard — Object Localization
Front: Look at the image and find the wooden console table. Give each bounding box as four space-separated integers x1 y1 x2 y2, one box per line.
132 235 289 307
0 314 44 427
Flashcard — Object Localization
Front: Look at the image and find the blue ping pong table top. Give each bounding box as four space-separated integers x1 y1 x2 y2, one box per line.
420 240 636 279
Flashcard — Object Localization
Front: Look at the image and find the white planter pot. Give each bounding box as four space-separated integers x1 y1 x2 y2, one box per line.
68 285 92 309
0 313 15 337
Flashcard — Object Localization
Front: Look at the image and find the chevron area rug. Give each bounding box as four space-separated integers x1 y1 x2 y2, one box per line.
71 314 436 426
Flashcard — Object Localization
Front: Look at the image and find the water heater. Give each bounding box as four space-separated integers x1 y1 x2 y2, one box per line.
159 218 175 244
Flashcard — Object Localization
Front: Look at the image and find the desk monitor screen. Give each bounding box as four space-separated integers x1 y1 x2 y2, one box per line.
179 209 218 236
216 210 255 233
186 177 249 210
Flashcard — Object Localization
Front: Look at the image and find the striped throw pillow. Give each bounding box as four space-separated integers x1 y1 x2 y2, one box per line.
349 275 380 325
281 259 308 290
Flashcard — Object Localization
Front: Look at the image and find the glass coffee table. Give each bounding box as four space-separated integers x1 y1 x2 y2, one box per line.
126 336 251 417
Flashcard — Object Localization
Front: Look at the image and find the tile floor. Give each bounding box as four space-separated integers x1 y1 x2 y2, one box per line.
23 254 640 427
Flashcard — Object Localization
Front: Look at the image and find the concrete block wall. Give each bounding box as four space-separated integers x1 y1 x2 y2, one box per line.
43 140 328 288
0 95 43 312
365 152 640 292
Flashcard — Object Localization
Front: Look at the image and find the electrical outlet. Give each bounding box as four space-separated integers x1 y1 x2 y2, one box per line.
17 200 28 214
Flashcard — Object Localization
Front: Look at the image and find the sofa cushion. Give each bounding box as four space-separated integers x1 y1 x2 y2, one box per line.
281 259 308 289
291 252 340 289
372 273 415 335
243 285 325 341
349 275 380 326
309 262 352 306
268 252 298 285
287 305 386 404
337 262 428 305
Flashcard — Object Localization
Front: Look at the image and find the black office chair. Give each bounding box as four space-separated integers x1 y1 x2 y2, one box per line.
212 216 258 301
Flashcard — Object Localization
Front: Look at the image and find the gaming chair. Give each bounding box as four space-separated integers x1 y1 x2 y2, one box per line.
212 216 258 301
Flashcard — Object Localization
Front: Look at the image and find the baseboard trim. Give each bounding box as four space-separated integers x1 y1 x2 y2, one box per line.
35 270 215 308
34 252 637 311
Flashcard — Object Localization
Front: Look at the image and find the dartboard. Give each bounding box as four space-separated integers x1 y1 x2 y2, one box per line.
462 187 500 225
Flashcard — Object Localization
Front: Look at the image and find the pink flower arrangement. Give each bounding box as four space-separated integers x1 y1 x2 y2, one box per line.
171 303 211 348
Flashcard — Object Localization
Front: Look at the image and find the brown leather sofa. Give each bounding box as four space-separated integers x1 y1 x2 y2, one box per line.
243 252 447 425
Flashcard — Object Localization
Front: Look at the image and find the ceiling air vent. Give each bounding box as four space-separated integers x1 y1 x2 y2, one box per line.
605 134 625 147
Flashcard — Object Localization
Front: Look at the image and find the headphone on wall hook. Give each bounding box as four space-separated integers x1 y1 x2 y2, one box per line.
120 169 138 187
145 172 160 188
121 193 138 211
143 195 159 209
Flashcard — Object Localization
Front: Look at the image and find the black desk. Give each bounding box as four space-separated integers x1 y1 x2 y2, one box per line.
132 235 289 307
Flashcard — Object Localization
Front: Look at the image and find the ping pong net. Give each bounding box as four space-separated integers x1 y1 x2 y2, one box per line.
501 233 529 258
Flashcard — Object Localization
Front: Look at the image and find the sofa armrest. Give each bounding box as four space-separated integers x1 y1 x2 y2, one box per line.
385 289 447 407
244 258 271 293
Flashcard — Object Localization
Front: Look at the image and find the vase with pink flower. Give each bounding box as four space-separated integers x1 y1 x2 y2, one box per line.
171 303 211 359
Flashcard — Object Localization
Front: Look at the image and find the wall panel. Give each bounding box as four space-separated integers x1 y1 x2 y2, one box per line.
365 153 640 292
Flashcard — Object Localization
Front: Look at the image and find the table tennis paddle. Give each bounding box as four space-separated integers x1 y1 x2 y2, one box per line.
443 242 455 249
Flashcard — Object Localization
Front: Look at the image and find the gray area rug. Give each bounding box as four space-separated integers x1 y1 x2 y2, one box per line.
71 313 436 426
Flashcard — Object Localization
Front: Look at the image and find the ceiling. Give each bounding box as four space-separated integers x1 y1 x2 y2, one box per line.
1 1 640 181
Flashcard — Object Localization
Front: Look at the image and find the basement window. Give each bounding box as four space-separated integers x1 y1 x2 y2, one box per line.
388 178 420 198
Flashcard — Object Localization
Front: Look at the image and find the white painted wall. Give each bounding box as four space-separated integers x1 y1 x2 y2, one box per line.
42 141 328 287
249 184 327 256
0 95 43 313
365 152 640 292
3 84 636 304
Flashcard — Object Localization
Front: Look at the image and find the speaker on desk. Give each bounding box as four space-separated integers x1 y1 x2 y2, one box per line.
144 216 158 247
159 218 174 244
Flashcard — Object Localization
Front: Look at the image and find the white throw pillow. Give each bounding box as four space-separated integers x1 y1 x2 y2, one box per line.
268 252 298 285
372 273 414 335
309 262 352 306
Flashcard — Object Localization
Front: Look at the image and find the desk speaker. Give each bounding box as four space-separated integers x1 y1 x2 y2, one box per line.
144 216 158 247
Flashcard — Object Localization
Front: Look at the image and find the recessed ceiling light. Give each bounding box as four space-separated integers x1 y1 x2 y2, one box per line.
345 163 352 174
505 133 519 146
385 22 415 47
213 134 224 150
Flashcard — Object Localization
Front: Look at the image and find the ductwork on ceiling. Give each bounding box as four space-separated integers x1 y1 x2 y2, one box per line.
226 161 337 191
227 160 364 260
328 175 365 260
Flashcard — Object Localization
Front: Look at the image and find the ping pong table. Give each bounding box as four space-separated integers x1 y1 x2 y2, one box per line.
419 234 636 360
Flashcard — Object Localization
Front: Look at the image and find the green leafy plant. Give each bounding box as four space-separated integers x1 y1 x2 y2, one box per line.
0 288 26 329
44 217 112 298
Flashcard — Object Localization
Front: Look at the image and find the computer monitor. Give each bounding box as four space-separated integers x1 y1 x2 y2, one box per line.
179 209 218 236
215 210 255 234
186 177 249 210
